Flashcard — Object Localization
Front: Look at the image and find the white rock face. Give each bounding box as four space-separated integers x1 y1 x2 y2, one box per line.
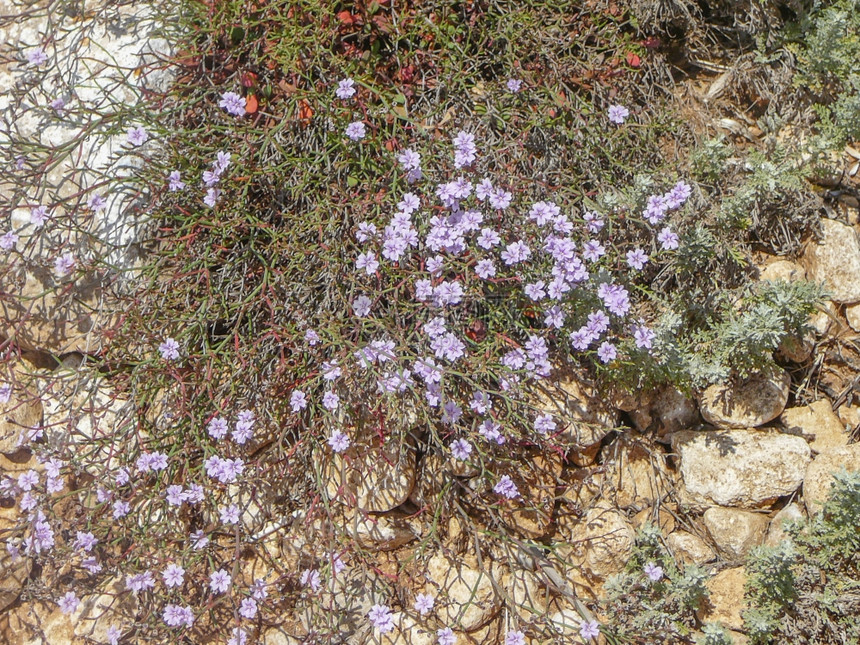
672 429 811 508
765 502 805 547
802 218 860 304
0 0 173 353
666 530 716 565
698 367 791 429
567 503 635 582
425 553 501 632
703 506 769 560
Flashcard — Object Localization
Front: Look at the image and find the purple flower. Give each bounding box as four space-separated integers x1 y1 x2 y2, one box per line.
106 625 121 645
398 148 421 170
506 631 526 645
163 563 185 588
450 438 472 460
489 188 513 210
658 227 680 250
356 222 377 242
494 475 519 499
607 104 629 124
626 248 649 270
345 121 366 141
356 252 379 275
251 578 269 600
209 569 232 594
30 205 49 227
0 231 19 251
583 210 605 233
328 430 351 453
126 571 155 592
112 500 130 519
644 562 664 581
166 485 185 506
336 78 357 99
27 47 48 66
353 294 372 317
126 126 149 146
474 259 496 280
290 390 307 412
305 328 321 345
300 568 321 591
534 414 556 435
597 341 617 363
501 240 531 266
219 91 246 117
54 252 76 277
191 530 209 550
525 280 547 301
544 305 565 329
88 194 107 212
470 390 491 414
52 95 68 112
204 187 221 208
58 591 79 614
634 324 656 350
582 239 605 263
441 401 463 425
168 170 186 191
163 604 194 627
0 383 13 404
220 504 240 525
506 78 523 93
437 627 456 645
74 531 97 552
414 592 435 615
453 130 477 168
159 337 180 360
208 417 229 440
368 604 394 634
323 391 340 410
580 619 600 640
239 597 258 619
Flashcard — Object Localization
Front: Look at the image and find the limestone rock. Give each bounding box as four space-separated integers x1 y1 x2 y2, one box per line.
533 372 619 448
697 367 790 429
758 258 806 283
379 612 435 645
846 302 860 332
546 607 589 642
802 218 860 304
803 444 860 515
765 502 805 547
0 366 42 454
605 438 673 510
699 567 747 631
672 429 810 508
630 385 700 439
426 553 501 632
324 430 416 513
0 545 30 613
502 565 548 621
567 503 635 582
665 530 716 565
810 300 839 336
632 507 676 535
346 511 417 551
497 449 562 539
703 507 769 561
73 577 138 643
781 399 848 454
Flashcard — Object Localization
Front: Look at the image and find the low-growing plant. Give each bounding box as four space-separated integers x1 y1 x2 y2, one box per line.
743 469 860 644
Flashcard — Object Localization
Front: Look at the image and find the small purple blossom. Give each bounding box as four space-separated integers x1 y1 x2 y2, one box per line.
300 568 321 592
126 126 149 146
644 562 664 581
658 227 680 250
597 341 617 364
220 504 240 525
506 631 526 645
353 294 372 317
54 252 76 277
368 604 394 634
336 78 357 99
0 231 18 251
328 430 351 453
437 627 456 645
494 475 519 499
209 569 232 594
626 248 649 270
450 438 472 461
608 104 630 124
414 592 435 615
239 597 258 619
219 91 246 117
159 337 180 360
580 619 600 640
163 563 185 588
345 121 366 141
168 170 186 191
58 591 79 614
290 390 307 412
506 78 523 93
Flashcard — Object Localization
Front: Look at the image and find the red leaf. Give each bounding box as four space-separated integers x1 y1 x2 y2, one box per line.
242 71 258 87
337 10 355 25
626 52 641 67
245 94 258 114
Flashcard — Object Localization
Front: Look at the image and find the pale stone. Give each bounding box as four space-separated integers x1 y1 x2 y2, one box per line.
630 384 700 439
758 258 806 283
567 503 635 582
846 302 860 332
703 507 769 560
426 553 501 632
316 567 388 640
346 511 417 551
698 366 790 429
533 372 619 447
546 608 588 641
672 429 810 508
777 332 814 363
72 577 138 643
0 546 30 613
379 612 435 645
502 566 548 621
0 365 42 454
699 567 747 631
555 470 603 541
781 399 848 453
497 449 562 539
324 432 416 513
666 530 716 565
765 502 805 547
632 507 676 535
836 402 860 428
810 300 839 335
803 444 860 515
604 438 673 510
802 218 860 303
261 627 303 645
